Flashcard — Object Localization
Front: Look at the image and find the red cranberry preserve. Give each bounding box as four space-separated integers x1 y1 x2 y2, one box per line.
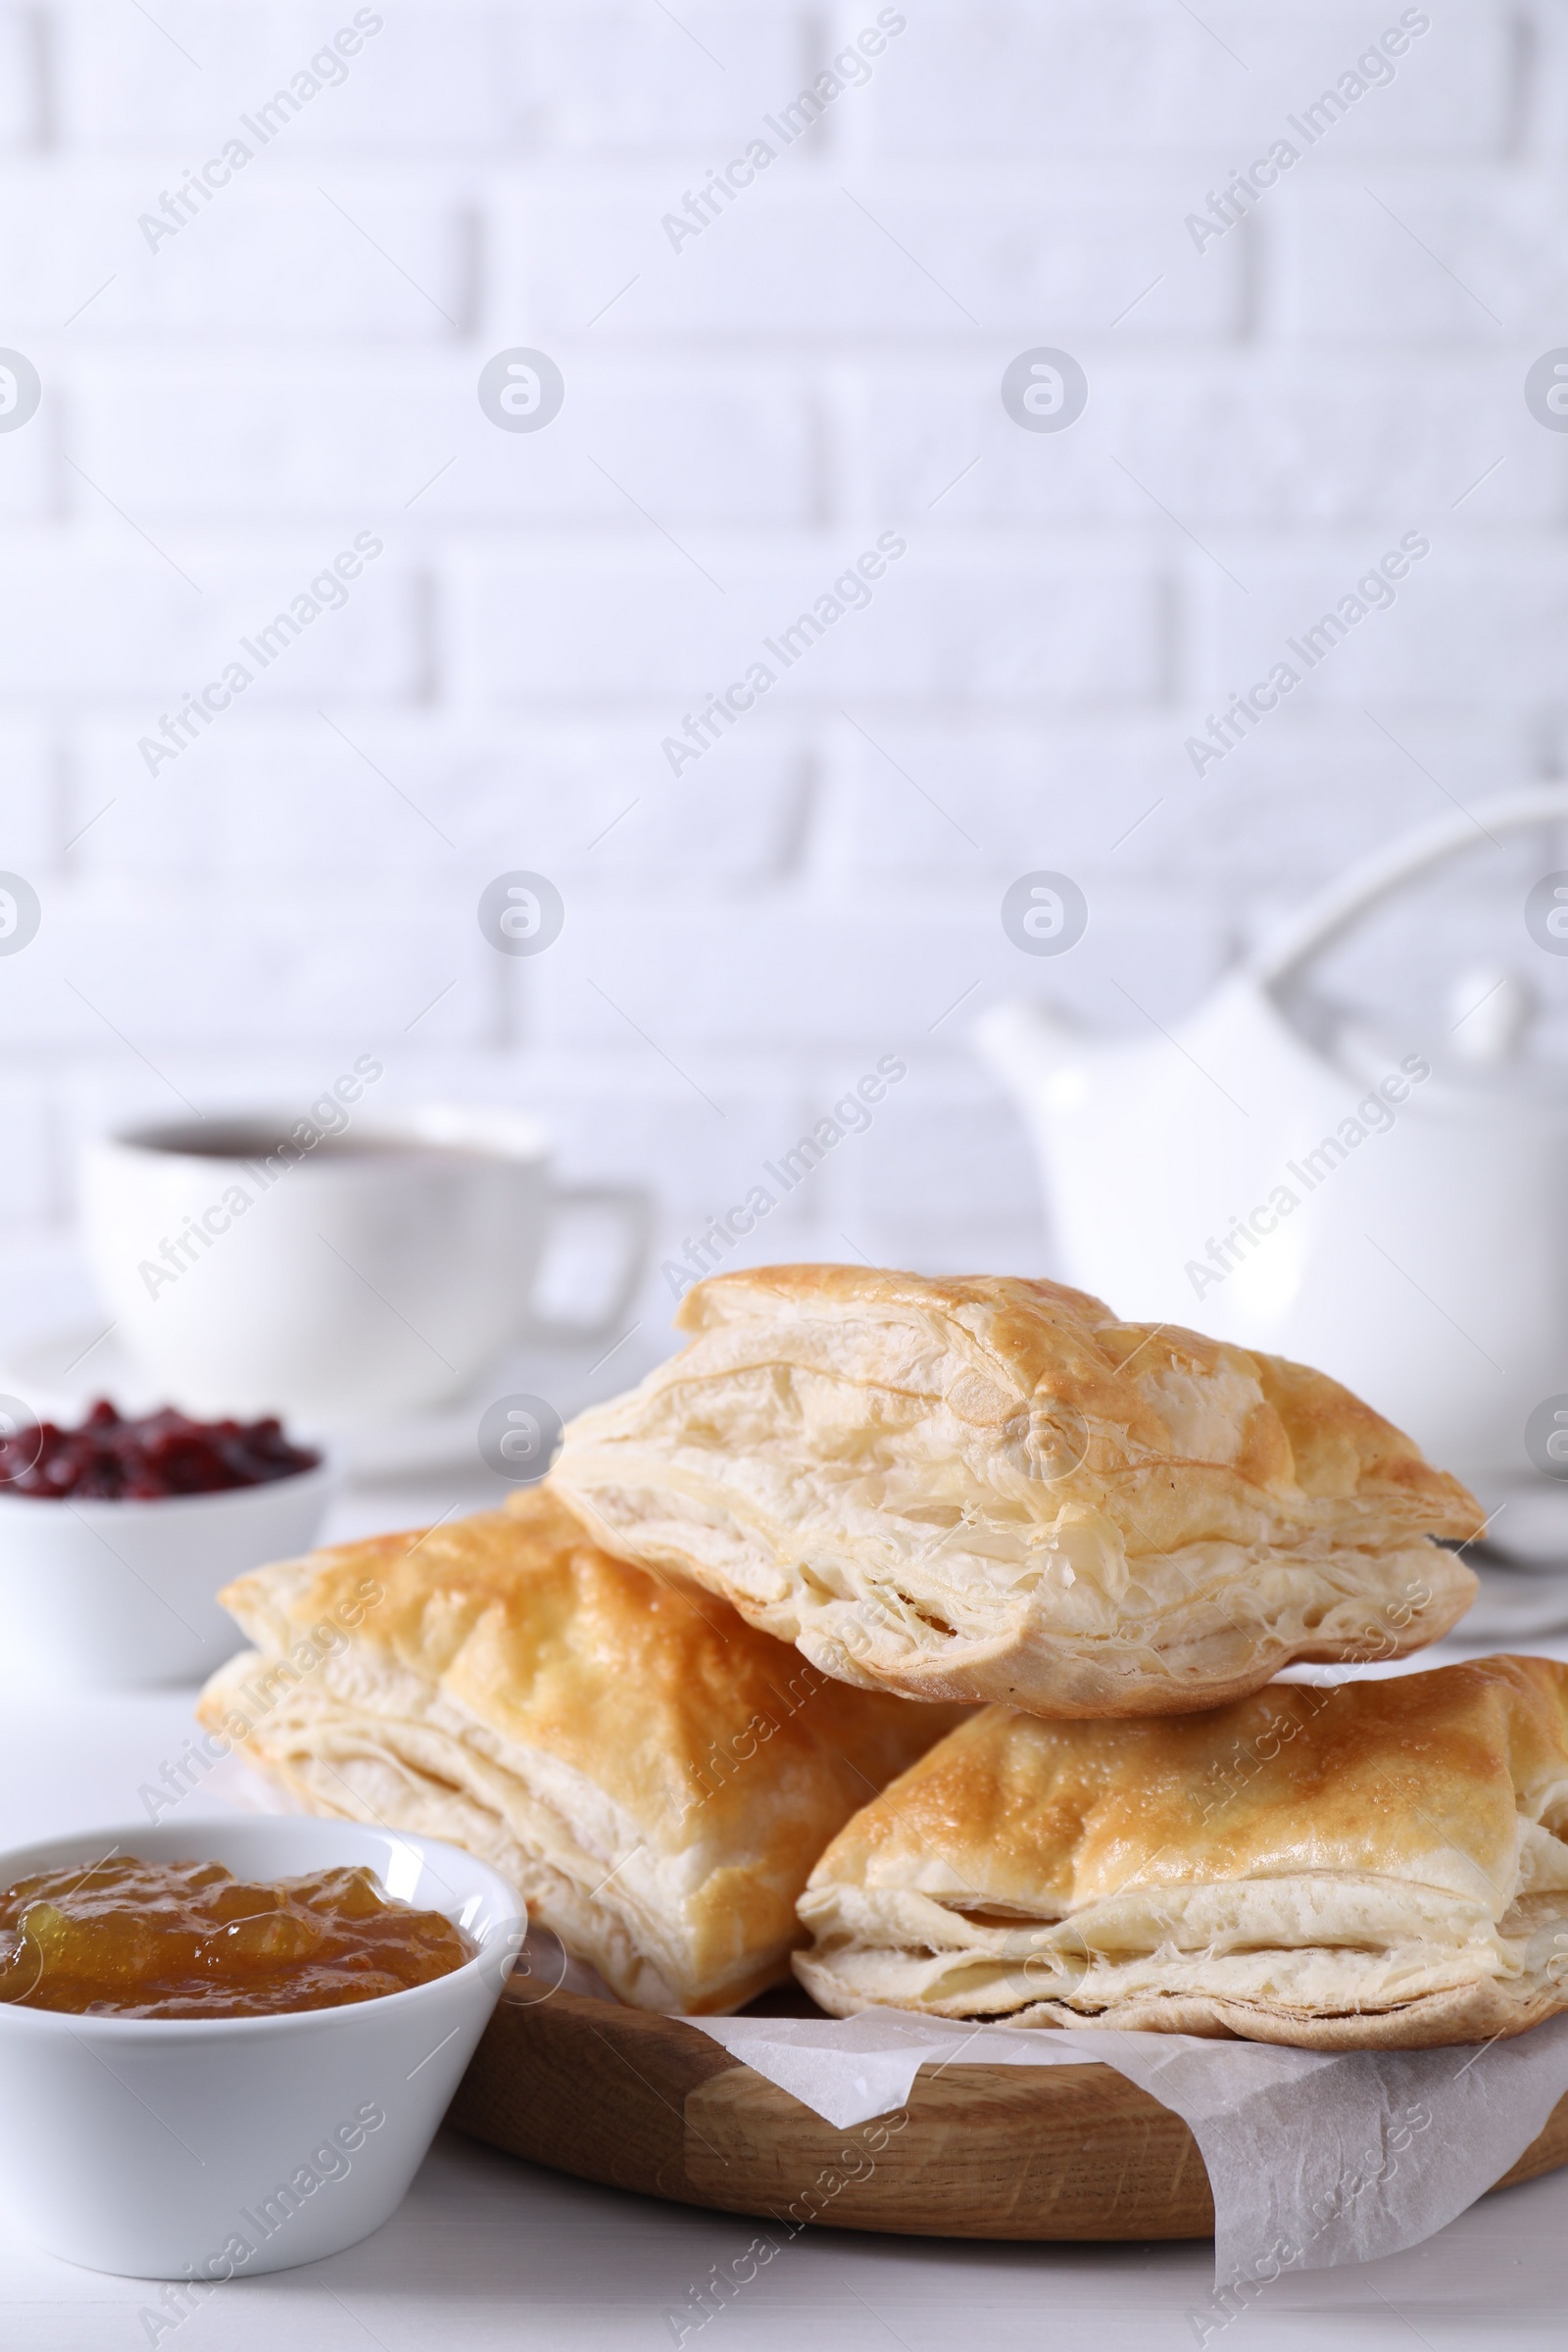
0 1400 319 1499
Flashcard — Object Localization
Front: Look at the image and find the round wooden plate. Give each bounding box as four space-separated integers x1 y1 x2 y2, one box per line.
446 1974 1568 2241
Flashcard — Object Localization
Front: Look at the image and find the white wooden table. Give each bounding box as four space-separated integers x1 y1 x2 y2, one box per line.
2 1472 1567 2351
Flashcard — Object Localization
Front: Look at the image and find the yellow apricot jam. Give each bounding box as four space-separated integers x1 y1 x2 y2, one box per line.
0 1857 476 2018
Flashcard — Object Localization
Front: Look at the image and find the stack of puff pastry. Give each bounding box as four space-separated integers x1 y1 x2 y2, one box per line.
206 1263 1568 2046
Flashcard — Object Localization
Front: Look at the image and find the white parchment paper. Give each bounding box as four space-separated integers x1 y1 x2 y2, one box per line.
686 2005 1568 2286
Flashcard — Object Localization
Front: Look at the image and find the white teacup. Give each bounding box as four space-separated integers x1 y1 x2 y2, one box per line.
80 1104 650 1423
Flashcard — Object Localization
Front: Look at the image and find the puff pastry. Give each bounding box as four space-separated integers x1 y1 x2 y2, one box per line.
196 1492 964 2014
551 1265 1481 1717
795 1655 1568 2048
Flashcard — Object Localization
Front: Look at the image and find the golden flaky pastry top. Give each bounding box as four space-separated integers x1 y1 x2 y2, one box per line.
550 1264 1482 1717
198 1489 962 2013
795 1655 1568 2048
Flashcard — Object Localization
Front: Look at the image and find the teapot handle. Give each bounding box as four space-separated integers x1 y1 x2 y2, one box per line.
1248 785 1568 988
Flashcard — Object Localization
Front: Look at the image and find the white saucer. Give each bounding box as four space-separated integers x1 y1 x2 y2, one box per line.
0 1317 668 1481
1468 1478 1568 1570
1454 1557 1568 1642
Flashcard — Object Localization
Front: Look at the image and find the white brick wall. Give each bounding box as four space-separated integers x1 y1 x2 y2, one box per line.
1 0 1565 1355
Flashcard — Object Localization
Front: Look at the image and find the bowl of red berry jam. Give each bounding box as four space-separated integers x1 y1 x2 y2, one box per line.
0 1399 322 1500
0 1399 334 1689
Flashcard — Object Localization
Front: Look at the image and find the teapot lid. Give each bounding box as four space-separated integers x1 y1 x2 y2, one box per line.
1255 789 1568 1120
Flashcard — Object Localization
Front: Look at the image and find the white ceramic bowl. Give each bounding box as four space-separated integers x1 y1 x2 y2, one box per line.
0 1816 526 2277
0 1454 335 1689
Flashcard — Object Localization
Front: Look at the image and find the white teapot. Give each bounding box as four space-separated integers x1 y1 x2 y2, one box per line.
977 789 1568 1494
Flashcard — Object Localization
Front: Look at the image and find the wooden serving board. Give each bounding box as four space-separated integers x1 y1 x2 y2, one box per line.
447 1975 1568 2240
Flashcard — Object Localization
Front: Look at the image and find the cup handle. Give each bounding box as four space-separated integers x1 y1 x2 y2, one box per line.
523 1184 652 1348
